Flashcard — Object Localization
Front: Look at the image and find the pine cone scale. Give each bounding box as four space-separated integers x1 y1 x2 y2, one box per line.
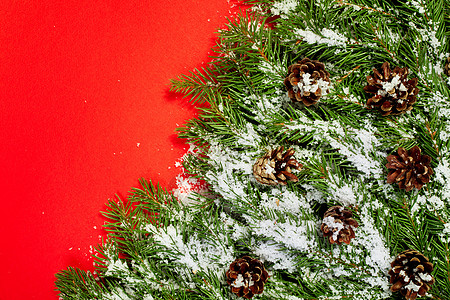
364 62 419 115
391 280 403 292
386 155 406 168
284 58 330 106
386 146 433 192
253 147 302 185
321 206 358 245
226 256 269 299
389 250 434 300
445 57 450 76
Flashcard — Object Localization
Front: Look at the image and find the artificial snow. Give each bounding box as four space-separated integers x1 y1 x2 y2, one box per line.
105 259 129 276
422 92 450 120
285 117 383 177
411 193 446 215
404 280 421 292
271 0 298 17
419 272 433 282
258 60 286 85
433 158 450 203
252 218 317 252
443 223 450 235
409 0 426 14
377 75 402 97
357 205 392 277
327 175 360 206
322 215 344 242
172 172 205 205
296 74 330 98
253 241 297 272
264 161 275 174
103 288 133 300
231 274 245 288
294 28 351 48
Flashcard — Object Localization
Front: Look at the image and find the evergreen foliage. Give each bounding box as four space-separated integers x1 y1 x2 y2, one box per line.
56 0 450 299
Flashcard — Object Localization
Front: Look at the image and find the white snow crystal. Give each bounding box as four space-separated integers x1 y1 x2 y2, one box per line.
295 28 350 48
377 75 402 97
443 223 450 235
322 215 344 242
105 259 129 276
404 280 421 292
410 0 426 14
231 274 245 288
419 272 433 282
172 172 205 205
265 162 275 174
297 75 330 98
433 158 450 202
254 241 297 271
253 219 317 251
285 117 383 177
103 288 133 300
271 0 298 17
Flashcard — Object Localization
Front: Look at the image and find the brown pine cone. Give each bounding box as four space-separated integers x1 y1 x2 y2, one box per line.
226 256 269 299
386 146 433 192
252 146 302 186
445 57 450 76
363 62 419 116
284 58 331 106
389 249 434 300
320 206 358 245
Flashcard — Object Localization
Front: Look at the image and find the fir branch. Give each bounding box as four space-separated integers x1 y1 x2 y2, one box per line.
57 1 450 299
170 66 223 104
55 267 108 299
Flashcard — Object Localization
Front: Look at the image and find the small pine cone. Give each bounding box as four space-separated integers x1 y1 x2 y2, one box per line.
445 57 450 76
226 256 269 299
253 146 302 186
389 250 434 300
320 206 358 245
284 58 331 106
386 146 433 192
363 62 419 116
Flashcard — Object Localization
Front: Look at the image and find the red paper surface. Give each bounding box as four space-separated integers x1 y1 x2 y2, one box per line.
0 1 241 299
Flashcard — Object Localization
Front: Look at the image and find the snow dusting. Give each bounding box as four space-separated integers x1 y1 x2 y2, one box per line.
294 28 351 48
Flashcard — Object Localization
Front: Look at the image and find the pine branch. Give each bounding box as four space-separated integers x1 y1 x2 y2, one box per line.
57 1 450 299
55 267 108 299
170 66 224 104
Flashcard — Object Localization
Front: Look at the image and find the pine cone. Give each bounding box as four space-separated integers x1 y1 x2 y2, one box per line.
252 146 302 186
320 206 358 245
284 58 331 106
226 256 269 299
389 250 434 300
363 62 419 116
445 57 450 76
386 146 433 192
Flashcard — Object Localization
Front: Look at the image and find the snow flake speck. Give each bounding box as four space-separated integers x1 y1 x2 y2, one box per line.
294 28 350 48
322 216 344 242
271 0 298 17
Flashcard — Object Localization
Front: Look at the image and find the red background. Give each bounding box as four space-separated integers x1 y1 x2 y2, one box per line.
0 1 240 299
